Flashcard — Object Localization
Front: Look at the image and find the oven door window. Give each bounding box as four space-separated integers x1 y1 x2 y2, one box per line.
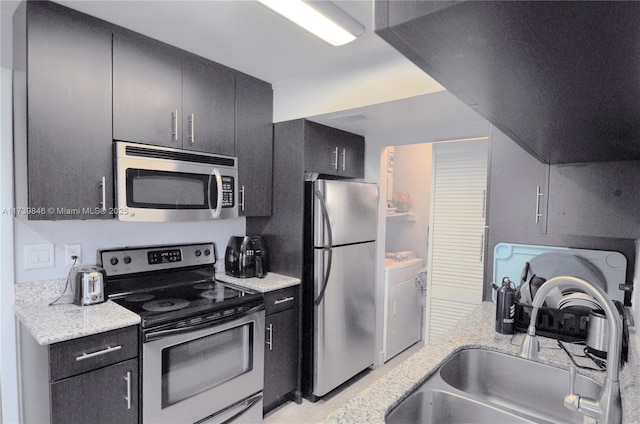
126 169 216 210
161 322 253 408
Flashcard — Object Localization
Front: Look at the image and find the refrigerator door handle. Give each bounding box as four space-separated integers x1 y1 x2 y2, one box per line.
314 187 333 306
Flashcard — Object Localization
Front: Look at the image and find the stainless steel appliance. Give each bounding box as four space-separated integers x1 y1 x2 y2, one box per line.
302 179 378 400
114 141 239 222
586 302 628 363
225 236 269 279
70 265 106 306
586 309 609 358
99 243 264 424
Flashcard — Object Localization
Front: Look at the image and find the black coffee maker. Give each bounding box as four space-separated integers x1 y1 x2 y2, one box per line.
225 236 269 278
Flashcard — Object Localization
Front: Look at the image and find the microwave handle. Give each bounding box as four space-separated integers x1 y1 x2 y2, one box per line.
209 168 223 219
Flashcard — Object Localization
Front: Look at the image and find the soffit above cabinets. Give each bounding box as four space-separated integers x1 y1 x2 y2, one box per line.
376 0 640 164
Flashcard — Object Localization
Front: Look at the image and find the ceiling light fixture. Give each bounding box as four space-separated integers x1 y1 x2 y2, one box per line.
257 0 364 46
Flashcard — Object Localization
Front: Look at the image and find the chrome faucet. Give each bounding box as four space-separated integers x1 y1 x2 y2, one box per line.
518 276 622 423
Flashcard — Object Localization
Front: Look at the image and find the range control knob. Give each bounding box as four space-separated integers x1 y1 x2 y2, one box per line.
195 250 202 257
123 256 132 264
204 249 211 256
110 257 119 266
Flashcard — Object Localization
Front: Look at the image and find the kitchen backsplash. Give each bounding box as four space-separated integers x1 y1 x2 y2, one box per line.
14 218 245 284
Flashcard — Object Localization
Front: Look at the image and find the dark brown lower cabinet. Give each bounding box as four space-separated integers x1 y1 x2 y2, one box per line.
264 286 300 412
51 358 138 424
18 324 139 424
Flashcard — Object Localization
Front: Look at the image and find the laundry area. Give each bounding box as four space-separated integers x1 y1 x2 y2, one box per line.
381 144 431 362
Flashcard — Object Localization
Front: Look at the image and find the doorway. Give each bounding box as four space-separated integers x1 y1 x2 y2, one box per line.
381 143 431 362
381 137 489 353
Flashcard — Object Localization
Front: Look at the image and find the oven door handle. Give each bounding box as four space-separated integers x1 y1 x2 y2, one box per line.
194 392 262 424
144 304 264 343
219 392 262 424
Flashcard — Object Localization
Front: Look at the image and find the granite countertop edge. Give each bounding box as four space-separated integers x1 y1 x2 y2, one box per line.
14 279 140 345
216 272 300 293
324 302 639 424
13 273 299 345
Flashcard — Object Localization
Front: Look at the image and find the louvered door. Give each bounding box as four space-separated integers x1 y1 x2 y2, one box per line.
426 139 489 341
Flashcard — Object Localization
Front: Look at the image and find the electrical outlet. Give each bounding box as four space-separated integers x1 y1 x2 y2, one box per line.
65 244 81 266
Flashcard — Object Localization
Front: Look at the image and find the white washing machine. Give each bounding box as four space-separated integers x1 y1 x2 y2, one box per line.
383 257 425 362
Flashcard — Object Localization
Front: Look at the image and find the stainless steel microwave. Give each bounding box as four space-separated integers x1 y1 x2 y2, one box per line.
114 141 238 222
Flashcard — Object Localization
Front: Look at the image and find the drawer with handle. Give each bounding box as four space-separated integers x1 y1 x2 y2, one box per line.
49 325 138 381
264 286 299 315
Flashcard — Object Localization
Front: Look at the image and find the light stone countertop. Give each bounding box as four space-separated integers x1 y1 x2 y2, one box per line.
324 302 639 424
13 279 140 345
13 272 299 345
216 272 300 293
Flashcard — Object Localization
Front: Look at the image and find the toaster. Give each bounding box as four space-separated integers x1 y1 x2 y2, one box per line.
71 266 106 306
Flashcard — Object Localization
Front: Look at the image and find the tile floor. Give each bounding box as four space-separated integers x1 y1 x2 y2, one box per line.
263 343 423 424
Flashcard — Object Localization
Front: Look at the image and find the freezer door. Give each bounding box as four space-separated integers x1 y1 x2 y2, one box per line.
314 242 375 397
314 180 378 248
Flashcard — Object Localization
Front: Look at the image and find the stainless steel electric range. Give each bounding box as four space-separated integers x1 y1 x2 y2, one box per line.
98 242 265 424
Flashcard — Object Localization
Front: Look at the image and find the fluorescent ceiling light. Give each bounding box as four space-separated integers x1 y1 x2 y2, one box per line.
257 0 364 46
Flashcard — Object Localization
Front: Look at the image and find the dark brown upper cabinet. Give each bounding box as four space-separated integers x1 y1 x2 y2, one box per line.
113 30 235 155
13 0 114 220
15 1 273 220
235 73 274 217
303 121 364 178
375 0 640 164
183 56 236 155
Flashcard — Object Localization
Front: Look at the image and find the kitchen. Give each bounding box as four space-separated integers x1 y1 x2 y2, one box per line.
1 1 640 423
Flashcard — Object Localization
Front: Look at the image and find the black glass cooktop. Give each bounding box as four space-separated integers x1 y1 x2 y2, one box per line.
101 243 264 328
110 276 262 328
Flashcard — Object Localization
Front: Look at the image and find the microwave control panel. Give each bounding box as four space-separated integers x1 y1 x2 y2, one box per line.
221 176 234 208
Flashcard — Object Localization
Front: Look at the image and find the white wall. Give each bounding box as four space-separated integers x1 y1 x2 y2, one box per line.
1 66 19 424
273 49 444 123
13 219 245 284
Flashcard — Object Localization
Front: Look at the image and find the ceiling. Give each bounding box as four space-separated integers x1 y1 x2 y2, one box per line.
1 0 483 137
55 0 386 85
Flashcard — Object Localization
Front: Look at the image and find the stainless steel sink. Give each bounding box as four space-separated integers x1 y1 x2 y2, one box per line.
386 388 535 424
386 348 602 424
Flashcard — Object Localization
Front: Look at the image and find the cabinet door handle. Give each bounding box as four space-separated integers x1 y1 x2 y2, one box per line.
75 345 122 361
266 324 273 351
341 148 346 171
124 371 132 410
274 296 294 305
100 176 106 213
480 232 485 263
172 110 179 141
333 147 339 170
240 185 246 212
392 299 397 316
188 113 195 144
535 186 544 223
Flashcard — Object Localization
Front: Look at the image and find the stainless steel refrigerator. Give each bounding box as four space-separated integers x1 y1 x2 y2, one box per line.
302 179 378 400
